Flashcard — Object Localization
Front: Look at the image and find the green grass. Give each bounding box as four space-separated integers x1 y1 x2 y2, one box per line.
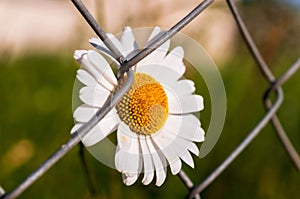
0 51 299 199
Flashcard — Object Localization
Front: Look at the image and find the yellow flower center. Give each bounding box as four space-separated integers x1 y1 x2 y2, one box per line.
116 73 168 135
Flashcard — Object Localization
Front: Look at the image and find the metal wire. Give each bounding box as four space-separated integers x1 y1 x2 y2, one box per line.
187 1 300 198
0 69 134 199
71 0 126 64
0 0 213 198
226 0 275 82
264 58 300 171
178 170 200 199
1 0 299 198
117 0 214 78
188 89 284 199
226 0 300 172
187 0 300 198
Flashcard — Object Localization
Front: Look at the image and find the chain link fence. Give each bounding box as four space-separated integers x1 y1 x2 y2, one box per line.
0 0 299 198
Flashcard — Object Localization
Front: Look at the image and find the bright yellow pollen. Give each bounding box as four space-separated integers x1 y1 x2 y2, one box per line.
116 73 168 135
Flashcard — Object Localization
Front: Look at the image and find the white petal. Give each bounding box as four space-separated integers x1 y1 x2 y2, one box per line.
89 38 114 58
76 69 97 87
155 167 167 187
165 114 204 142
161 47 185 77
79 86 110 108
106 33 125 55
74 50 88 61
81 112 118 146
167 90 204 114
169 80 195 97
76 69 114 91
173 134 199 157
169 157 182 175
77 51 114 91
73 104 97 123
70 123 83 135
178 95 204 113
155 135 182 175
194 127 205 142
148 27 163 41
152 127 177 150
146 27 170 59
115 123 142 176
146 137 167 186
122 173 139 186
74 104 114 123
153 115 201 167
159 114 204 159
116 122 136 151
162 115 181 136
180 151 194 168
75 52 95 74
120 26 138 59
151 129 182 175
140 136 155 185
89 34 125 58
165 88 181 113
136 65 181 85
187 142 200 156
87 50 117 86
153 130 195 170
138 27 170 66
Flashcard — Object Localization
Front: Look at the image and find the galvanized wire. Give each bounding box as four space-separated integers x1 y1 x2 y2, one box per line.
117 0 214 78
188 0 300 198
0 70 134 199
71 0 126 64
188 1 300 198
178 170 200 199
188 89 284 198
264 58 300 171
0 0 299 198
0 0 212 198
226 0 300 171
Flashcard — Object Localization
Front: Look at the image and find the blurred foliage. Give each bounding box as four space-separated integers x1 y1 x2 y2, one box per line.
0 1 300 199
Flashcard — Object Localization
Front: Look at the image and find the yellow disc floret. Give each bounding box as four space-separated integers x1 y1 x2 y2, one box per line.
116 73 168 135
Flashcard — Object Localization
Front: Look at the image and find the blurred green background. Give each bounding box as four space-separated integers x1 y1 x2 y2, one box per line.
0 0 299 198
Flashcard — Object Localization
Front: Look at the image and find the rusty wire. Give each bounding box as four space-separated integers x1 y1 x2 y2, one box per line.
0 0 299 198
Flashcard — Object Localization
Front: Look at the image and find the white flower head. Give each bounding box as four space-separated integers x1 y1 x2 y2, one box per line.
71 27 205 186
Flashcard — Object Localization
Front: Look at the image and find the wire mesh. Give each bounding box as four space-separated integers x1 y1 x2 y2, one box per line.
0 0 299 198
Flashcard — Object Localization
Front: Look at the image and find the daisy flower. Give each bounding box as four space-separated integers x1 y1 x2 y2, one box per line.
71 27 205 186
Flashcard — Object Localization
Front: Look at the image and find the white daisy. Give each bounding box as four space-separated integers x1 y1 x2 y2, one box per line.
71 27 205 186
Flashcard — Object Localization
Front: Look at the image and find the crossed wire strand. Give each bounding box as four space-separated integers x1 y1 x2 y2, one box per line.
0 0 299 198
0 0 212 198
189 0 300 198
